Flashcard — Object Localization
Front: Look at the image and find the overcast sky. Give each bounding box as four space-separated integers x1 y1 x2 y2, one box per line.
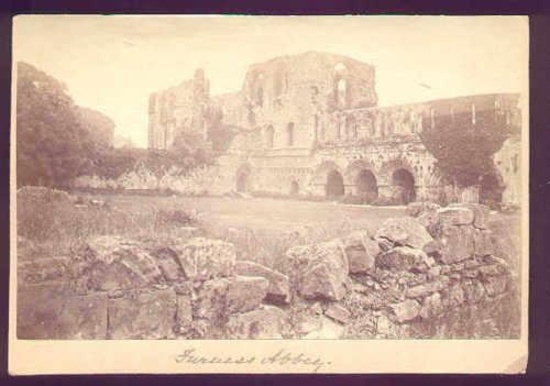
14 15 528 148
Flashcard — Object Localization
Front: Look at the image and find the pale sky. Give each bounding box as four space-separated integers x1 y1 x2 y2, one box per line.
13 15 528 148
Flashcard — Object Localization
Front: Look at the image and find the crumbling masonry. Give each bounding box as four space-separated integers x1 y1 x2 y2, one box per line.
148 52 522 206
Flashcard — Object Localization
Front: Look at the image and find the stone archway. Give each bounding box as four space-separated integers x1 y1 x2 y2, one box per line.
236 172 248 193
355 169 378 203
392 168 416 204
235 164 251 193
326 170 345 197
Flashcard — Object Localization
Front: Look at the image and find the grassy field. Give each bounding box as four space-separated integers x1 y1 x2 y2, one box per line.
17 191 408 270
17 189 521 270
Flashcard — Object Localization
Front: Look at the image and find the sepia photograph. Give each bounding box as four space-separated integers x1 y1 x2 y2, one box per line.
9 15 528 374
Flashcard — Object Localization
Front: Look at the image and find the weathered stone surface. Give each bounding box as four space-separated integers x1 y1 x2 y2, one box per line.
446 283 465 307
58 293 109 339
482 275 508 296
342 231 380 274
422 240 443 258
195 278 230 320
303 316 344 339
473 229 495 257
463 279 486 304
438 207 475 227
376 314 399 338
226 276 269 314
450 203 490 229
226 305 287 339
18 283 108 339
84 236 164 291
478 263 507 277
376 246 431 272
149 247 185 282
176 294 193 330
18 257 68 286
300 262 347 301
287 240 349 301
390 299 421 323
235 260 290 303
18 283 67 339
175 237 236 280
419 292 443 319
375 217 433 249
324 303 351 324
406 276 450 298
439 225 475 264
108 287 176 339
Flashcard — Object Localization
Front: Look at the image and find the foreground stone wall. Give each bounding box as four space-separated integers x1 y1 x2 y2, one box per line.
17 203 516 339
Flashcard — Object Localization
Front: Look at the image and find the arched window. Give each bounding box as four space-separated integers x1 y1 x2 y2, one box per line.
287 122 295 147
265 125 274 148
336 78 347 108
257 86 264 107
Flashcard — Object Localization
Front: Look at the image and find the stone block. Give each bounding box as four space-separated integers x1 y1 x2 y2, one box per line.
84 236 164 292
462 279 486 304
175 238 236 280
17 283 108 339
390 299 421 323
342 231 380 274
450 203 490 229
473 229 495 257
226 276 269 314
195 278 230 320
108 287 176 339
446 283 465 307
406 276 450 298
438 207 475 227
478 263 507 277
18 256 68 286
300 262 347 301
235 260 290 303
149 246 185 282
419 292 444 319
482 275 508 296
226 305 287 339
376 246 431 272
287 240 349 301
176 294 193 329
440 225 475 264
324 303 351 324
375 217 433 249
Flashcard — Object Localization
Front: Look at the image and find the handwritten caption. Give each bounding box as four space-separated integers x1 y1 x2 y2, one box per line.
175 348 331 373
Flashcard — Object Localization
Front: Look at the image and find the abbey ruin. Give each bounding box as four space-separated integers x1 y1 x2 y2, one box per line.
148 52 522 206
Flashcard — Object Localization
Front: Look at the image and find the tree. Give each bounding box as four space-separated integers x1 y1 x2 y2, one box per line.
16 62 102 187
419 108 513 188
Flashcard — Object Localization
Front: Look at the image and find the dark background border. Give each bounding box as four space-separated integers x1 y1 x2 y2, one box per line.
0 1 549 385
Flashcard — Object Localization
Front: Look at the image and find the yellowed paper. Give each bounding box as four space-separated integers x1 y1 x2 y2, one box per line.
10 15 529 374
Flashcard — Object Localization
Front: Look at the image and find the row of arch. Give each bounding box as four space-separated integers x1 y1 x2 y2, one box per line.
324 167 416 204
234 159 505 206
235 162 417 204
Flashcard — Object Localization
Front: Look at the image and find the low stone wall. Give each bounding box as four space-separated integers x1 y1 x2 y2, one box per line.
73 165 233 196
17 202 515 339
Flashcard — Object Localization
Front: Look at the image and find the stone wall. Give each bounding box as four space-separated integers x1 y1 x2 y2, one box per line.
18 202 516 340
73 164 233 196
